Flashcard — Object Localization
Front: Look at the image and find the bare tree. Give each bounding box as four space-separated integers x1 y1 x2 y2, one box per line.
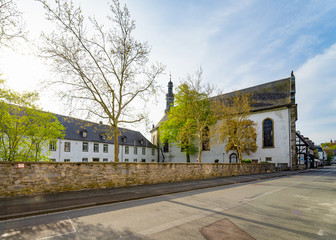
0 0 25 47
37 0 165 162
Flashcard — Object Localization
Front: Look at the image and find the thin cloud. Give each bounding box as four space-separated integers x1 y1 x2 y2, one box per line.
296 43 336 144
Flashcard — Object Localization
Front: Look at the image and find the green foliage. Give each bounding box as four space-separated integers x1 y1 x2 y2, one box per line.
159 69 216 163
327 153 333 161
321 142 336 162
242 159 252 163
159 93 198 158
0 80 65 161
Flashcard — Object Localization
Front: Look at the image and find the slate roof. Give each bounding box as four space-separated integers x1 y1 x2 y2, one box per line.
212 77 293 112
152 76 294 132
56 114 155 148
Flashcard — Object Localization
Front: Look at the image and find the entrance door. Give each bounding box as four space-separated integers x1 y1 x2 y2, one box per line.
230 153 237 163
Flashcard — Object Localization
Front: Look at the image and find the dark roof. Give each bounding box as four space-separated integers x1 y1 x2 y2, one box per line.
212 77 292 112
56 114 155 148
3 103 155 148
152 76 294 131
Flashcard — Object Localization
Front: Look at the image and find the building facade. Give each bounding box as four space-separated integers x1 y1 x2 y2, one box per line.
151 73 298 168
47 115 156 163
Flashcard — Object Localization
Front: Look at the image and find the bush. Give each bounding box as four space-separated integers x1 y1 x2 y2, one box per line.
242 159 251 163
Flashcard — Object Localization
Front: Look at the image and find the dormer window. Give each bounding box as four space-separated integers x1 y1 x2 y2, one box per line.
139 139 144 145
121 136 127 143
101 133 107 140
82 130 87 138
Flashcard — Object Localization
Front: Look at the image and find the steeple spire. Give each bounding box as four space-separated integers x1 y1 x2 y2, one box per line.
165 74 174 113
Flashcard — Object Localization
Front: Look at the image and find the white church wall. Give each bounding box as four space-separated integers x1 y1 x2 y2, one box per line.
161 107 291 166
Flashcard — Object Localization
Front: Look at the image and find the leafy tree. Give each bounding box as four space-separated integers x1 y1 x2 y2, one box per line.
160 69 216 163
213 91 257 163
0 80 65 161
37 0 164 162
321 143 335 162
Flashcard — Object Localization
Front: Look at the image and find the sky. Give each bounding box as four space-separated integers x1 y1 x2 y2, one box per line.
1 0 336 145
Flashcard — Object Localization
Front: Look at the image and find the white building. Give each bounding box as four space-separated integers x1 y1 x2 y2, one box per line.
48 115 156 163
151 73 298 168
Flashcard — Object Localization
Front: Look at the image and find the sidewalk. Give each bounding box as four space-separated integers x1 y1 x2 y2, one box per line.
0 170 309 221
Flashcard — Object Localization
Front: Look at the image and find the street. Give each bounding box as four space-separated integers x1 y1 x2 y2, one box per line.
1 166 335 240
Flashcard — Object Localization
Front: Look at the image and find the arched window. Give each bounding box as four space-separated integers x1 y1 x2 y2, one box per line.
230 153 238 163
263 118 274 147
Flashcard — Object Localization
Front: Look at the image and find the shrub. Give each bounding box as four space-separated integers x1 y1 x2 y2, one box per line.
242 159 251 163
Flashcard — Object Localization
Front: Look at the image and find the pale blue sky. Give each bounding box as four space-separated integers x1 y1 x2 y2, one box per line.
1 0 336 144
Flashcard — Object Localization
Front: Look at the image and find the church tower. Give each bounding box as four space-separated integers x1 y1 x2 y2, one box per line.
165 77 174 113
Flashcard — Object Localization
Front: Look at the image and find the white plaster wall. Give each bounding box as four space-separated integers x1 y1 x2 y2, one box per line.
119 145 156 162
48 140 156 162
161 107 291 165
49 139 113 162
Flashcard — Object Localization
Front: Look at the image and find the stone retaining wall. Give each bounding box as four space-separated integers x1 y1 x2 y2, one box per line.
0 162 275 196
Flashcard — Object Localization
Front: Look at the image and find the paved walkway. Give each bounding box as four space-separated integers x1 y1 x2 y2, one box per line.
0 170 309 220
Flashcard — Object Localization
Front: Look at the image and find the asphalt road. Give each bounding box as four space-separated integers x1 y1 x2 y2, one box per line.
1 166 335 240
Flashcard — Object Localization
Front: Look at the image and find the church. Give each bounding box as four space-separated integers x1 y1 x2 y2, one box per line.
151 73 298 168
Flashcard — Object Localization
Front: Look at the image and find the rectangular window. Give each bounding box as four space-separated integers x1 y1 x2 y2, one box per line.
141 159 146 162
163 142 169 152
266 157 272 162
94 143 99 152
134 159 137 162
64 142 70 152
50 158 56 162
134 146 138 155
202 139 210 151
82 142 88 152
142 148 146 155
103 158 108 162
152 148 155 156
64 159 70 162
103 144 108 153
125 159 129 162
82 158 88 162
125 146 129 154
49 141 56 151
202 127 210 151
92 158 99 162
151 159 155 162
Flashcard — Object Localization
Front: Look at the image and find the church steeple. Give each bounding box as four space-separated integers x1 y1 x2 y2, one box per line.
165 75 174 113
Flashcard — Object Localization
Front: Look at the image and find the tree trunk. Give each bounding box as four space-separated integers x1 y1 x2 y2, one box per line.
114 125 119 162
198 141 203 163
186 154 190 163
237 149 242 163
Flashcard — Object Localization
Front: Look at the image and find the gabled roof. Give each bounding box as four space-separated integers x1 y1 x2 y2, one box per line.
296 131 315 149
152 76 294 131
55 114 155 148
212 77 293 112
3 103 155 148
